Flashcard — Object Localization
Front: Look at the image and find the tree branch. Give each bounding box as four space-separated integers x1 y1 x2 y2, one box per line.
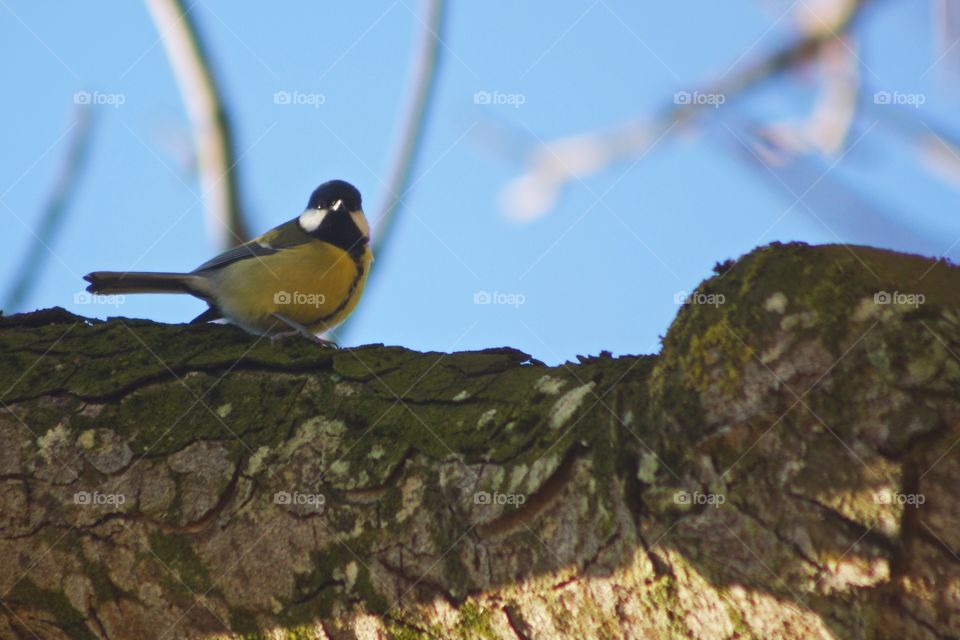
1 242 958 639
146 0 250 248
501 0 877 221
373 0 446 251
3 104 96 311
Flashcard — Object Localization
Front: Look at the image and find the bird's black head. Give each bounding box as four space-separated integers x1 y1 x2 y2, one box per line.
298 179 369 256
306 179 362 212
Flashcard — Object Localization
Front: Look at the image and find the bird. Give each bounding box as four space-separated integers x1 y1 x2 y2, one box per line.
84 179 372 344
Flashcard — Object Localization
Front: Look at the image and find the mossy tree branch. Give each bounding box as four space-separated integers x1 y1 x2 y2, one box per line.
1 242 959 639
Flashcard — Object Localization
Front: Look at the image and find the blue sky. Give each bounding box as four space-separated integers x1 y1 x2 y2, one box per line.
2 1 957 363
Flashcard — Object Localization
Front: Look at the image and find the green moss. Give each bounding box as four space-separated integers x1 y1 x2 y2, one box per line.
722 597 756 638
228 606 261 636
6 577 97 640
455 601 497 639
441 553 471 600
282 624 322 640
108 372 306 458
380 484 403 523
147 531 212 599
0 310 337 404
79 554 130 604
331 346 420 380
385 621 434 640
651 242 960 456
352 561 388 613
643 575 690 637
277 535 382 626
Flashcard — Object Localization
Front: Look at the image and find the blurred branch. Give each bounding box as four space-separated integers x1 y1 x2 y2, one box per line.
935 0 960 79
677 0 867 116
919 128 960 189
718 114 944 258
862 101 960 192
337 0 446 340
3 106 96 311
146 0 249 248
502 0 875 221
747 37 860 164
371 0 446 260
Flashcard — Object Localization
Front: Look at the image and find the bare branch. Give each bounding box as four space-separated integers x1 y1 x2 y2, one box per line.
3 105 96 311
502 0 875 221
371 0 446 261
336 0 446 339
145 0 249 248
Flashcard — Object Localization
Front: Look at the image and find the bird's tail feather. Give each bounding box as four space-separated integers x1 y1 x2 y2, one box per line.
84 271 206 296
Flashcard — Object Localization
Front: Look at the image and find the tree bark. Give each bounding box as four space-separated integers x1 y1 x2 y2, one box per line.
1 242 958 640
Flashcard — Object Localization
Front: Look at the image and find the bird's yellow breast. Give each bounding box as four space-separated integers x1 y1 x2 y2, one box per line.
211 241 371 336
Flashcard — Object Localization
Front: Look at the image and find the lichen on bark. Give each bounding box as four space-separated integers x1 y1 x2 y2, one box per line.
1 242 959 639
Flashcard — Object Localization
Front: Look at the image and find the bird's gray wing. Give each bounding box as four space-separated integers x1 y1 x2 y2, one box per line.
191 242 279 273
191 218 309 273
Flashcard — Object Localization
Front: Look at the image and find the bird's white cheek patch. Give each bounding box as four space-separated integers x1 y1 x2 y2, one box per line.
299 209 327 233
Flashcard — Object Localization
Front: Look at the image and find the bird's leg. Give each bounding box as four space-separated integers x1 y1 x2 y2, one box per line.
270 313 338 347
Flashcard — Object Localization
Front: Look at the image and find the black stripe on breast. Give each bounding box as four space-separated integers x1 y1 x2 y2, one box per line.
315 250 367 325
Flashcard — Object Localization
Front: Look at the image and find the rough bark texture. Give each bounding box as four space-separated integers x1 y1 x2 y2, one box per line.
1 242 959 640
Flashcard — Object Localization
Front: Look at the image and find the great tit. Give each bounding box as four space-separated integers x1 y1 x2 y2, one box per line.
84 179 372 342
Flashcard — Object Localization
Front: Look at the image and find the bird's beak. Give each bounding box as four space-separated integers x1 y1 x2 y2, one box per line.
350 209 370 239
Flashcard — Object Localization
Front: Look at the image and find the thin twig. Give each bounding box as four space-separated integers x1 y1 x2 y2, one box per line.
371 0 446 261
3 105 96 311
337 0 446 339
145 0 249 248
502 0 877 221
